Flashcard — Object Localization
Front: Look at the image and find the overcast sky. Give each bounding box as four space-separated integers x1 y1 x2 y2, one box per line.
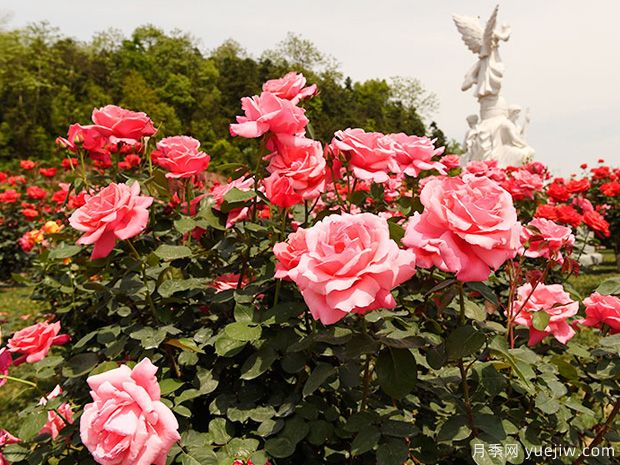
2 0 619 174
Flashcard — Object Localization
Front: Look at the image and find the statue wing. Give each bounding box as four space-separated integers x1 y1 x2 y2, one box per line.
481 5 499 56
453 14 483 54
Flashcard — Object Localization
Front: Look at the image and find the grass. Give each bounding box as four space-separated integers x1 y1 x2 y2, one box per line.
568 249 620 297
0 285 45 433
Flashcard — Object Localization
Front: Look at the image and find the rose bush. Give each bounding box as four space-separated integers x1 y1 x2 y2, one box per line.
0 74 619 465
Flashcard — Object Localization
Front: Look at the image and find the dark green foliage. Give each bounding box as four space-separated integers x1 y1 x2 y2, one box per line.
0 24 430 168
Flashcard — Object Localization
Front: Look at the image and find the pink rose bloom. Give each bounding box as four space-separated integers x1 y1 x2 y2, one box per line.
440 154 462 170
329 128 398 183
571 196 595 214
262 72 317 104
209 273 248 292
0 429 20 465
263 135 327 207
80 358 180 465
209 176 255 227
521 218 574 263
274 213 416 324
56 123 111 162
273 227 309 280
389 134 446 178
510 283 578 345
7 321 70 365
0 348 11 387
230 92 308 138
39 385 74 439
151 136 210 179
402 175 521 282
501 169 544 201
91 105 156 143
69 182 153 259
575 292 620 334
463 160 507 182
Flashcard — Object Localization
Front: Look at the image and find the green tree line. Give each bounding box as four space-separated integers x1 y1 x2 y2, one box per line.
0 23 448 168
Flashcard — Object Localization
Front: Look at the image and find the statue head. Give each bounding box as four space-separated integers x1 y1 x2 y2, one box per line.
466 114 479 128
508 104 522 122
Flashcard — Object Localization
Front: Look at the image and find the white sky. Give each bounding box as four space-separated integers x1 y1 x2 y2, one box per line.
2 0 620 174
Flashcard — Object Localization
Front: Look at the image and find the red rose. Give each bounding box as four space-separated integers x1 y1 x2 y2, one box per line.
583 211 610 238
566 178 590 193
547 179 570 202
600 181 620 197
20 160 36 170
39 168 57 178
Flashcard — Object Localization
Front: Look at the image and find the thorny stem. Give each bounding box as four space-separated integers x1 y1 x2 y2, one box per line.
457 360 478 437
126 239 157 317
360 318 373 411
572 397 620 465
457 283 478 436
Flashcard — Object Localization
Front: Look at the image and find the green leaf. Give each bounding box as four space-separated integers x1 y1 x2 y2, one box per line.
240 347 278 380
208 418 231 445
376 439 409 465
154 244 192 260
464 299 487 322
224 322 262 342
531 311 550 331
596 276 620 295
62 352 99 377
351 426 380 456
158 278 204 297
387 220 405 244
303 363 336 397
18 410 48 441
220 188 256 212
489 336 535 393
264 437 296 458
174 217 197 234
160 378 184 395
535 391 560 414
49 244 82 259
130 327 167 349
375 348 417 399
214 335 246 357
466 282 499 306
446 325 485 360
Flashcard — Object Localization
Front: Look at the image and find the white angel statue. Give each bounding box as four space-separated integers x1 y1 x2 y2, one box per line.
453 5 511 98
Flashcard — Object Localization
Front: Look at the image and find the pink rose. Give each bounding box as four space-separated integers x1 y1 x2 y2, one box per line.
389 134 446 178
56 123 112 162
7 321 70 365
210 273 248 293
152 135 210 179
509 283 578 345
463 160 507 182
262 72 317 103
69 182 153 259
575 292 620 334
329 128 398 183
0 348 11 387
402 175 521 282
440 154 462 170
521 218 574 263
501 169 544 201
209 177 255 228
274 213 416 324
39 385 74 439
91 105 156 143
273 227 308 280
263 135 327 207
80 358 180 465
0 429 20 465
230 92 308 138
